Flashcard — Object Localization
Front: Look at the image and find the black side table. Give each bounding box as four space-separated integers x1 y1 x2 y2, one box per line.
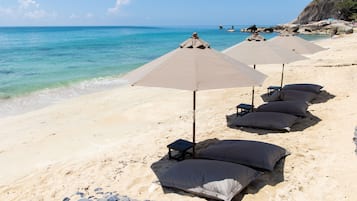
167 139 194 161
236 103 253 116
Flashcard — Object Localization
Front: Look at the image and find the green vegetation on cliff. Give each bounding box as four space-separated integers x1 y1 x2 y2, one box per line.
337 0 357 21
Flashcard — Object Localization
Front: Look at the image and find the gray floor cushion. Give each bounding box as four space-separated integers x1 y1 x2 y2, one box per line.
233 112 298 132
262 90 281 102
256 100 309 117
198 140 289 171
160 159 261 201
280 89 317 102
283 83 323 94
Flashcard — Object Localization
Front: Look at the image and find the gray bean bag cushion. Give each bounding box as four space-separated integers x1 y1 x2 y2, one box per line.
283 83 323 94
198 140 289 171
261 90 281 102
160 159 261 201
256 100 309 117
233 112 298 132
280 89 317 102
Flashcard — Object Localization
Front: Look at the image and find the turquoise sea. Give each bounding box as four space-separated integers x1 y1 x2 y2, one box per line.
0 26 327 116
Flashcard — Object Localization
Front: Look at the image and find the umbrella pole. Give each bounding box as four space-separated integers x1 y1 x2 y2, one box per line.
192 90 196 157
280 64 285 87
251 64 256 110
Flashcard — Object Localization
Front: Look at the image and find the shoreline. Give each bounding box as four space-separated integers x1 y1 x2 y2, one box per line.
0 33 357 200
0 75 128 118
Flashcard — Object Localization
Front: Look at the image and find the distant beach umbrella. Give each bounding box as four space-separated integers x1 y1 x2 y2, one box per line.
223 33 307 105
268 33 327 55
123 32 267 156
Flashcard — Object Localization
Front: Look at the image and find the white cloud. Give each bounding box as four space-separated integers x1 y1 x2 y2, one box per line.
69 14 79 19
86 13 94 18
108 0 130 14
0 0 55 21
24 9 46 19
0 7 14 16
18 0 40 9
17 0 53 20
69 13 94 20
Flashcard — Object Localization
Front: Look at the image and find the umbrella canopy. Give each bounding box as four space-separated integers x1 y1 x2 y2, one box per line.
222 38 307 65
125 34 267 91
222 34 307 87
123 33 267 155
268 34 327 55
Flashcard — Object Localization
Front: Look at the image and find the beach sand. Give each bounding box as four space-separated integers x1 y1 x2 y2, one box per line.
0 33 357 201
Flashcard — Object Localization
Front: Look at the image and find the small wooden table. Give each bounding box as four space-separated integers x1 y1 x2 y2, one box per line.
236 103 253 116
167 139 194 161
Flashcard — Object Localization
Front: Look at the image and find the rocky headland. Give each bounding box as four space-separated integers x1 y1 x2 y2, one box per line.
242 0 356 35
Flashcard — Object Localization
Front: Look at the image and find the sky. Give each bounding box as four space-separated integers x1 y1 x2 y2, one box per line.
0 0 312 26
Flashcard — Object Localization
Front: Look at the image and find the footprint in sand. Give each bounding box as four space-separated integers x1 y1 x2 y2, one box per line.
354 127 357 154
148 182 160 194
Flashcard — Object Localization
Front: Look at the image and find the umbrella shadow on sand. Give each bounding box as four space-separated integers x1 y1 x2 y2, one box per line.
233 158 286 201
290 112 322 132
150 138 286 201
226 111 321 135
310 90 336 104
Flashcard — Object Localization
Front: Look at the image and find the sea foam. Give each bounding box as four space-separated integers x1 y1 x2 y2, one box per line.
0 76 128 118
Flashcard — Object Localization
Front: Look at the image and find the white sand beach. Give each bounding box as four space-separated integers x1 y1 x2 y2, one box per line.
0 33 357 201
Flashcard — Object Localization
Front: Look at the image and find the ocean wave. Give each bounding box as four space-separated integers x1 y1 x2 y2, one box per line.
0 70 14 75
0 76 129 118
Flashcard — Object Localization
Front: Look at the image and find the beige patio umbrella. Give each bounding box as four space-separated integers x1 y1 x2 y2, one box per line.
123 33 267 155
268 33 327 55
223 34 307 106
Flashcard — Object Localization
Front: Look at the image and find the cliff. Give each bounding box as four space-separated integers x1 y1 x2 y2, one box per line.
293 0 341 24
293 0 356 24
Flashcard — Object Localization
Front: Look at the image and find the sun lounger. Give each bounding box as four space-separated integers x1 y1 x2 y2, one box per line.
261 89 317 103
232 111 298 132
279 89 317 103
256 100 309 117
282 83 323 94
263 83 323 103
197 140 289 171
266 83 323 95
